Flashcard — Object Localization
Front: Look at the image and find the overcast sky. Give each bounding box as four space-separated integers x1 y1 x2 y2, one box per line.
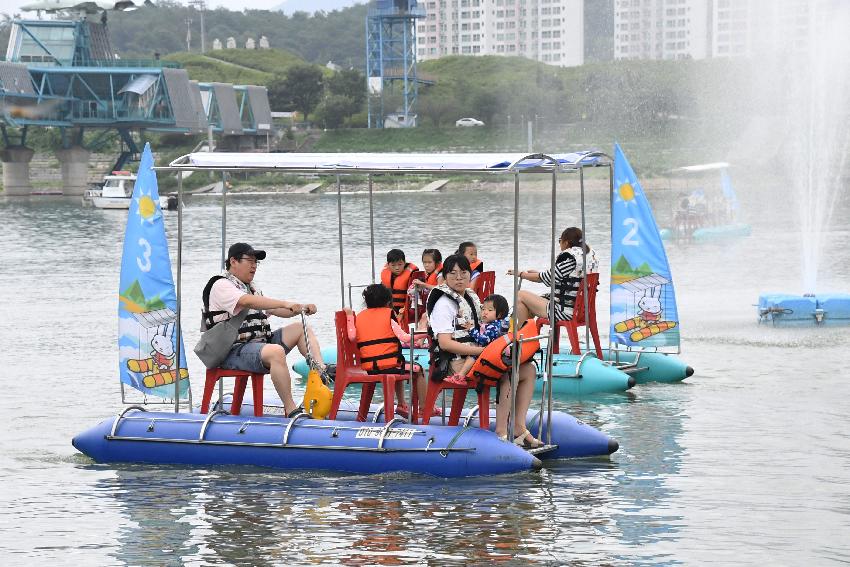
0 1 288 16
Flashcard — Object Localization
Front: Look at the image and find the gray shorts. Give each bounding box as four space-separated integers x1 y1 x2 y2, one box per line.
219 328 294 374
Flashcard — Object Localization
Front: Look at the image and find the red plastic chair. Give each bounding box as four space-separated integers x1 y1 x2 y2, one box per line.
421 376 490 428
201 368 265 416
328 310 418 422
538 273 603 358
400 270 427 329
470 270 496 302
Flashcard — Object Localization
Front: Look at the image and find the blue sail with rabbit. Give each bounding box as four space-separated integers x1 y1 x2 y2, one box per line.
118 144 189 398
610 143 680 350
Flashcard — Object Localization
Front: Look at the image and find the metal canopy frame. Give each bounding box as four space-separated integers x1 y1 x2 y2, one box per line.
157 150 613 445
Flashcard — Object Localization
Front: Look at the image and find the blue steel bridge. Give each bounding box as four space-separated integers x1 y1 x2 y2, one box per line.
0 16 272 195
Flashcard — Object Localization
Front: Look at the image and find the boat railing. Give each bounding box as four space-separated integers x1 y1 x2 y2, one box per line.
346 282 371 309
158 151 616 442
109 405 147 437
199 410 228 441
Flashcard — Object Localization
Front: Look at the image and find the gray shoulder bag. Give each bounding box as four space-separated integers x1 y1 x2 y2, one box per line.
194 309 249 368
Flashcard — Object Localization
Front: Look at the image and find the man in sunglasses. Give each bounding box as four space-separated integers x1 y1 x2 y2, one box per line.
202 242 333 417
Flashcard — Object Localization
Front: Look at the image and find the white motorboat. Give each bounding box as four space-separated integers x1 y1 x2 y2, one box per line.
84 172 136 209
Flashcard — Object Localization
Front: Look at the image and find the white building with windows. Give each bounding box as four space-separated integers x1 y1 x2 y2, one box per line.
416 0 584 67
613 0 709 60
712 0 844 58
613 0 844 62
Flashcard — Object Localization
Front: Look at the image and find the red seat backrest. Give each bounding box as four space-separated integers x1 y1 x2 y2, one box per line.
334 310 360 378
471 271 496 302
572 272 599 326
401 270 427 327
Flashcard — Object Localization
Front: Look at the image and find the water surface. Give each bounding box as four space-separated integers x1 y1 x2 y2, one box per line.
1 180 848 564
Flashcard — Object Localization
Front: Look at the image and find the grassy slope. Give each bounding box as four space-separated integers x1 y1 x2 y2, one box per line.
163 52 272 84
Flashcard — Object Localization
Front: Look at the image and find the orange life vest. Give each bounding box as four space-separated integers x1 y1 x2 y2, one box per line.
355 307 403 372
381 263 418 312
469 259 483 274
466 319 540 387
425 263 442 286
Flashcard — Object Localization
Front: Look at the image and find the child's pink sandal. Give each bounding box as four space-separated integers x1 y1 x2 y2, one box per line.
443 373 469 386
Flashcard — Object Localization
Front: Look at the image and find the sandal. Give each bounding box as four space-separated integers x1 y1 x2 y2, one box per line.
513 430 543 449
395 403 410 418
287 406 310 419
443 373 469 386
320 363 336 383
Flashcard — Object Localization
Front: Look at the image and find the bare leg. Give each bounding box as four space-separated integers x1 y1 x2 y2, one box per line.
415 371 426 412
394 380 407 406
397 369 427 410
514 290 550 322
458 355 475 377
281 321 325 367
494 362 537 438
260 343 296 414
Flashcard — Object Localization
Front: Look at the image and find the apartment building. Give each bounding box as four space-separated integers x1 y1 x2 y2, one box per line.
713 0 845 58
416 0 585 67
613 0 709 60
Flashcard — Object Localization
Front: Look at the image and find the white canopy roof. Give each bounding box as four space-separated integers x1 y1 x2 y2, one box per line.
165 151 605 173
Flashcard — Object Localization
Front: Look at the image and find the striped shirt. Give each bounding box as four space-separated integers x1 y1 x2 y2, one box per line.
538 246 597 321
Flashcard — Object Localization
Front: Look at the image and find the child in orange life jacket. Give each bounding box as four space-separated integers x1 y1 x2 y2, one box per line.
380 248 418 317
418 248 444 289
457 241 484 281
412 248 443 328
457 294 510 378
347 284 429 419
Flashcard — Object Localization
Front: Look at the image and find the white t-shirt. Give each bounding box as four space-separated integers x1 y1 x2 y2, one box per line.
429 295 461 335
208 277 249 318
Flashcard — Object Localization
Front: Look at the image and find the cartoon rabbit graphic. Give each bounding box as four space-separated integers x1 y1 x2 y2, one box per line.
150 322 175 371
614 282 677 341
637 289 662 324
127 321 187 387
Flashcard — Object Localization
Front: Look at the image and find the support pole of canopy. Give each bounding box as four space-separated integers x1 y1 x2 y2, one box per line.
546 169 557 444
336 174 345 309
579 166 590 355
508 171 520 442
219 171 228 406
220 172 227 269
175 170 183 413
608 161 617 363
368 174 375 283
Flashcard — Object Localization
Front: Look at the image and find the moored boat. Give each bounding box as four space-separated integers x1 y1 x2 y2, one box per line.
84 171 136 209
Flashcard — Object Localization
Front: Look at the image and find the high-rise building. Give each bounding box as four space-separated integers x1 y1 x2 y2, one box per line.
416 0 585 67
613 0 710 60
712 0 845 58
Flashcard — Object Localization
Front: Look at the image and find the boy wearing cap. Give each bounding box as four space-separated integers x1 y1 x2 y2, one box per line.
202 242 332 417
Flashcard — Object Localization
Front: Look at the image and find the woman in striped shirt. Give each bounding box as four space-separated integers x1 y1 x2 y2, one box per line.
508 227 598 322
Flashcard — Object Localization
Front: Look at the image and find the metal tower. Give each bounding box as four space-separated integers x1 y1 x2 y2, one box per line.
366 0 424 128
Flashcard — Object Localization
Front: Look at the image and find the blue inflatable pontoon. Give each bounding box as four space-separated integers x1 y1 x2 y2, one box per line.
72 399 618 478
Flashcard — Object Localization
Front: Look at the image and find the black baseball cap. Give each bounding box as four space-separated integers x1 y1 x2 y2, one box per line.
227 242 266 261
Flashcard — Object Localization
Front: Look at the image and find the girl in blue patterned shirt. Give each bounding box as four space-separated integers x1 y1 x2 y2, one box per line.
459 294 510 377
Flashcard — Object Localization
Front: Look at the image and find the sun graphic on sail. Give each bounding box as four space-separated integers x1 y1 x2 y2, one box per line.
134 174 160 225
614 177 639 208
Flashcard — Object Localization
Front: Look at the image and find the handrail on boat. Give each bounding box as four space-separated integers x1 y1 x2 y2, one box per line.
282 412 312 445
110 405 147 437
199 410 228 441
378 418 405 450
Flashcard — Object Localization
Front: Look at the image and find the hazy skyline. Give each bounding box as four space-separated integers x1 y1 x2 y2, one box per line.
0 1 360 16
